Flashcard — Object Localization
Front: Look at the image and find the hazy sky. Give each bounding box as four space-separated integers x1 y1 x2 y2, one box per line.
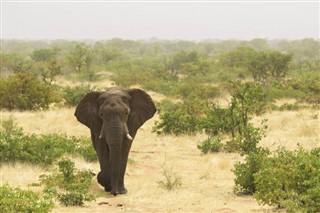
1 1 319 41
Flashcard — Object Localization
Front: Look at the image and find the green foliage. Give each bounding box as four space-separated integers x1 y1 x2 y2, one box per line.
38 159 96 206
33 60 62 84
0 72 61 110
62 85 92 106
155 81 267 155
174 82 220 100
220 47 292 84
0 184 54 213
233 146 320 212
153 110 200 136
197 137 223 154
67 44 94 73
266 76 320 105
233 148 270 194
200 81 268 154
31 48 59 62
253 147 320 212
0 118 97 166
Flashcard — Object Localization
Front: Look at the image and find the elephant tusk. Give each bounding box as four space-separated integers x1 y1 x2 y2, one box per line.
126 134 133 141
99 135 102 139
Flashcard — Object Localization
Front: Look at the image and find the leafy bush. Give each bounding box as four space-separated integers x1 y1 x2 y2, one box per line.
0 184 54 213
0 72 61 110
197 137 223 154
38 159 96 206
254 147 320 212
233 148 270 194
173 82 220 100
153 111 200 135
62 85 92 106
233 146 320 212
0 118 96 166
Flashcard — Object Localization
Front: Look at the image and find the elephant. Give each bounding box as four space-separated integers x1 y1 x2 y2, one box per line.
74 87 156 195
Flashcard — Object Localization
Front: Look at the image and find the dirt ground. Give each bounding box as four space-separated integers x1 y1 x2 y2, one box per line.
1 87 319 212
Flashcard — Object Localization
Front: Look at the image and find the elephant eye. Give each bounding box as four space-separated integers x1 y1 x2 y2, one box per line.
121 97 129 104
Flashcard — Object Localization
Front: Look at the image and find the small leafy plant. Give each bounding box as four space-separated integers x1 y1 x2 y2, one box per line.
197 137 223 154
38 159 96 206
0 184 54 213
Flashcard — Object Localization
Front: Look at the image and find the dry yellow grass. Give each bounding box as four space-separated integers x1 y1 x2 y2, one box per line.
1 91 319 212
253 109 320 151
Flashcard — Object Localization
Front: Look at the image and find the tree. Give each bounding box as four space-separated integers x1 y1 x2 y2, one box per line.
220 48 292 84
267 51 292 81
67 44 94 73
31 48 62 84
31 48 59 62
218 47 255 71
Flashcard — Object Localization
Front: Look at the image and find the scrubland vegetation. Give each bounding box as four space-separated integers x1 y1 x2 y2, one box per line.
1 38 319 212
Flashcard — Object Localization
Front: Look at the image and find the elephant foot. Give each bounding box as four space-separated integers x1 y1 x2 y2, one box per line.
97 172 105 186
110 186 127 196
104 186 111 192
97 172 111 192
118 186 127 194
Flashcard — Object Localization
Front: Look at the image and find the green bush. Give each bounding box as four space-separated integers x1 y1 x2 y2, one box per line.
197 137 223 154
38 159 96 206
233 146 320 212
201 105 233 136
0 118 97 166
62 85 92 106
233 148 270 194
0 184 54 213
254 147 320 212
153 111 200 135
0 73 61 110
173 82 220 100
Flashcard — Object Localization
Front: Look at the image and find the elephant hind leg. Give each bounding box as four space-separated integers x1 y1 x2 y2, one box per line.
97 172 111 192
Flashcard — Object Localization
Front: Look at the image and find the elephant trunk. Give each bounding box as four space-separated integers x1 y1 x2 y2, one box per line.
98 122 132 196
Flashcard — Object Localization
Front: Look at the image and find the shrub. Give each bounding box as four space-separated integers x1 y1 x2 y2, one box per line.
39 159 96 206
0 73 61 110
0 119 97 166
254 147 320 212
0 184 54 213
173 82 220 100
153 98 206 136
62 85 92 106
197 137 223 154
153 111 200 135
234 146 320 212
233 148 270 194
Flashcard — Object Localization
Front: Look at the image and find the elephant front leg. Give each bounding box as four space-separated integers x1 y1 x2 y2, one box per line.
97 171 111 192
118 138 133 194
95 138 112 192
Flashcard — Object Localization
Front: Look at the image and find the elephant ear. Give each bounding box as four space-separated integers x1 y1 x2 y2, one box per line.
127 89 157 134
74 91 103 135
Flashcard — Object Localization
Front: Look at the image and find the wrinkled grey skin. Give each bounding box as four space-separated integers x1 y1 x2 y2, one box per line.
75 87 156 195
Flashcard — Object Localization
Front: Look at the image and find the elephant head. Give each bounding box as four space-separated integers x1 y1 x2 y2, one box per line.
74 87 156 195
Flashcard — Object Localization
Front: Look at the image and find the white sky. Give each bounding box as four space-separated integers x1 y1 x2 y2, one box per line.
1 1 319 41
